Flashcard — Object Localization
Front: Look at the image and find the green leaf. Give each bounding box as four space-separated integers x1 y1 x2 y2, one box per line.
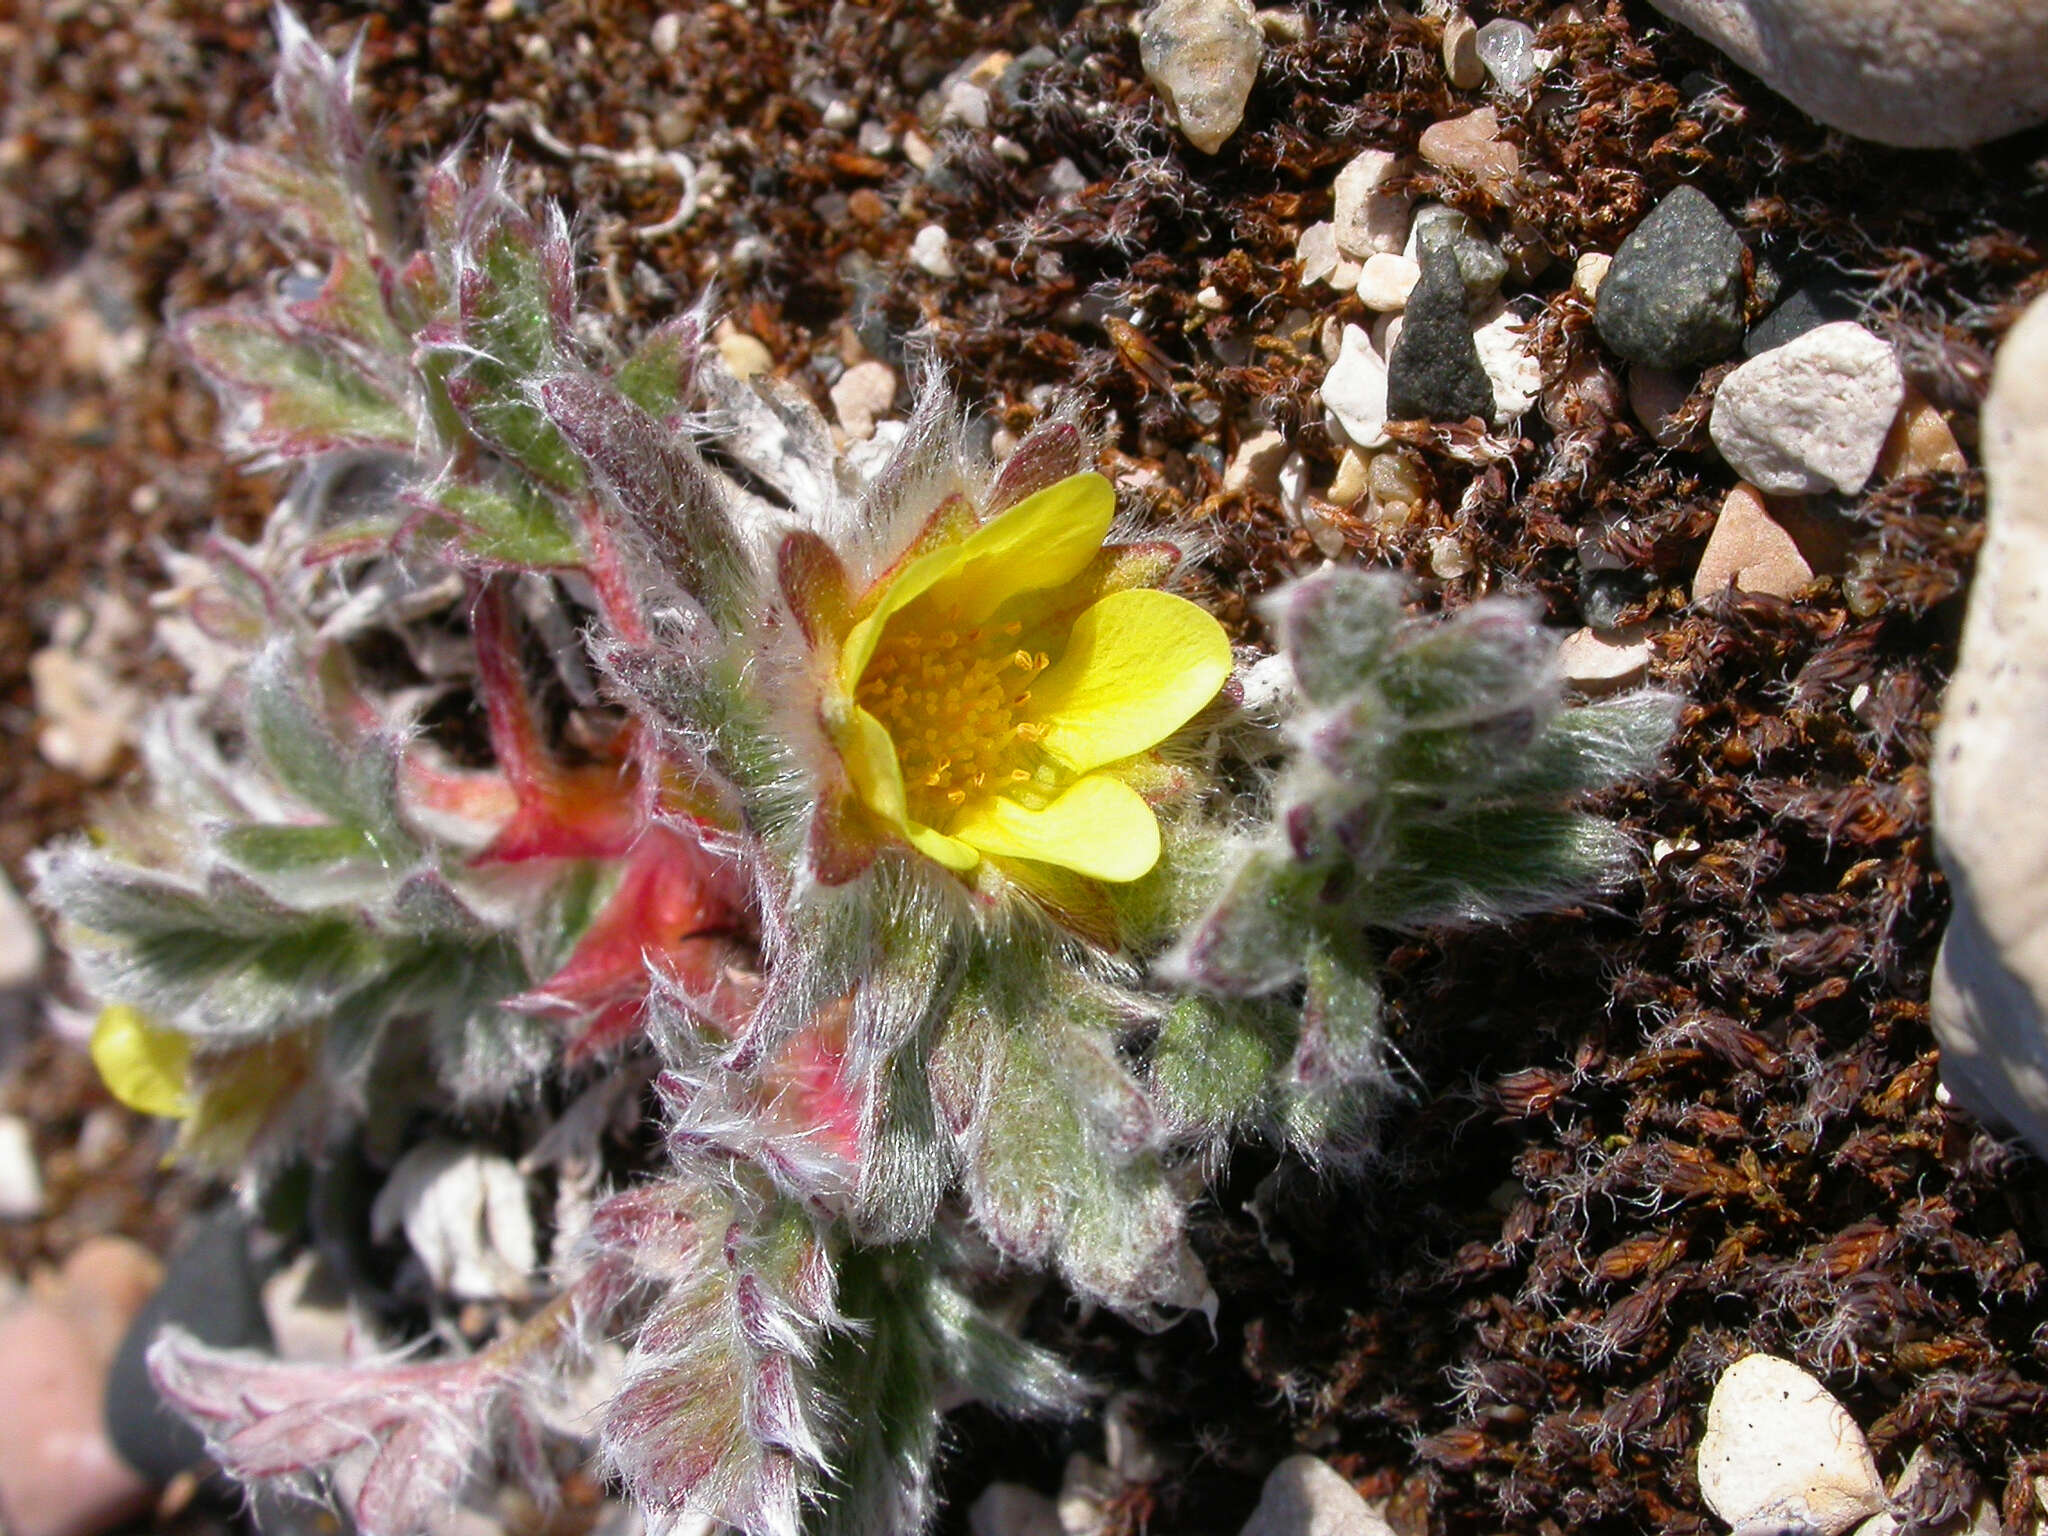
183 312 413 453
616 316 701 419
219 823 381 872
442 216 586 491
1266 566 1407 706
426 478 582 567
1150 995 1281 1136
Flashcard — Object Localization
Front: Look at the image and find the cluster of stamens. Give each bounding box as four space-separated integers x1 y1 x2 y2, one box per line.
855 611 1051 823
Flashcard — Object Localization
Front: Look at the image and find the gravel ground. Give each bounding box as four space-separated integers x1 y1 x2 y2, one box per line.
4 2 2047 1534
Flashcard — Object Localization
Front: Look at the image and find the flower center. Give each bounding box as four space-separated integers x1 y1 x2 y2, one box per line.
854 608 1051 825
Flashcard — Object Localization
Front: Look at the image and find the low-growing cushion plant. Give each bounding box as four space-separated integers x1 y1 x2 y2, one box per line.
33 14 1676 1536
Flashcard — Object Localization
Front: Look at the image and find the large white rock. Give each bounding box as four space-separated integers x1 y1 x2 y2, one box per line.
1933 293 2048 1156
1139 0 1265 154
1239 1456 1393 1536
1696 1354 1883 1536
1709 322 1903 496
1648 0 2048 149
1320 324 1390 450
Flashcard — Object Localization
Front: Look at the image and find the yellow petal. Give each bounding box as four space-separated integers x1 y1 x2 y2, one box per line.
949 773 1161 882
924 471 1116 625
90 1004 193 1119
838 706 979 872
1026 589 1233 773
905 820 980 872
838 472 1116 690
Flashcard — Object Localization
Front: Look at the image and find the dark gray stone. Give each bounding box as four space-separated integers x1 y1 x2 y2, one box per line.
1744 279 1860 356
1594 184 1748 368
105 1207 273 1482
1387 243 1495 425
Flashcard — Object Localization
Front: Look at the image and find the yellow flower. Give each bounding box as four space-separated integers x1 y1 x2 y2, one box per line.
829 472 1231 883
91 1004 193 1118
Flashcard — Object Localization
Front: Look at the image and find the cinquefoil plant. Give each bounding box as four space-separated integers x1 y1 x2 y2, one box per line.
34 13 1675 1536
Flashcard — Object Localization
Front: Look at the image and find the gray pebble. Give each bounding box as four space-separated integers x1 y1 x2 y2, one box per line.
997 46 1057 109
1407 205 1506 310
106 1207 273 1481
1594 184 1748 369
1474 18 1541 93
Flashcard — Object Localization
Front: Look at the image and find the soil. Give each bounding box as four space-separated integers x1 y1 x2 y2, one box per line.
4 2 2047 1534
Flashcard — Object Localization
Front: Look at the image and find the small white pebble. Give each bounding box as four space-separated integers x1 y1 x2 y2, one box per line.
1296 221 1342 286
1320 323 1390 450
942 81 991 129
1223 429 1291 494
831 360 899 441
1355 251 1419 311
1572 250 1611 299
1473 303 1542 423
1442 13 1485 90
1555 625 1654 694
909 224 958 278
1331 148 1412 259
1429 534 1473 579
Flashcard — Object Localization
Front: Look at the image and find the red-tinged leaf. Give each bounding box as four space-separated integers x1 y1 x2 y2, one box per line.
988 419 1090 512
516 823 755 1052
271 7 372 178
210 142 360 254
776 531 852 646
470 584 641 863
420 161 462 276
400 757 518 837
538 372 749 618
355 1416 468 1536
759 1014 864 1169
181 310 415 456
581 500 649 645
222 1401 383 1476
390 249 442 333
